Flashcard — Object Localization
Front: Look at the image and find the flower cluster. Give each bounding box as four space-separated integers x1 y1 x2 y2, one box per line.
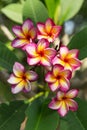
8 18 81 117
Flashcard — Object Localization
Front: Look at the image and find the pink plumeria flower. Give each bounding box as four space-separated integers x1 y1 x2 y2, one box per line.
37 18 62 42
45 64 72 92
49 89 78 117
7 62 38 94
26 39 57 67
52 45 81 71
12 19 37 50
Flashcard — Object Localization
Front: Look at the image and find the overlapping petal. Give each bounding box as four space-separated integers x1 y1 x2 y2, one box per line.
59 78 70 92
7 74 22 84
45 72 56 83
49 80 59 91
49 99 62 110
53 64 64 77
25 71 38 81
66 89 78 98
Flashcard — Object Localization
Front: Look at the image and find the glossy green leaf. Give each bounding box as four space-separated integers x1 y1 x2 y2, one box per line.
60 111 85 130
45 0 56 18
1 3 23 23
58 0 84 24
76 98 87 130
68 27 87 60
25 98 59 130
23 0 49 25
0 101 27 130
0 42 19 71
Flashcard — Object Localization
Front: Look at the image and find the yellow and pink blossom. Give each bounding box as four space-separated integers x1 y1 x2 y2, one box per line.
45 64 72 92
49 89 78 117
37 18 62 42
7 62 38 94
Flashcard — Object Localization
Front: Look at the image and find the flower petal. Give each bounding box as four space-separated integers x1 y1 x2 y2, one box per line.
59 78 70 92
11 80 25 94
37 23 46 35
67 49 79 59
53 64 64 77
58 101 68 117
66 99 78 111
49 99 62 110
51 26 62 37
26 43 38 57
44 48 56 59
22 19 33 35
45 18 54 33
37 39 49 52
52 56 65 66
29 27 37 39
40 56 51 66
45 72 56 83
66 89 79 98
57 91 65 100
12 38 29 48
23 81 31 92
7 74 22 84
49 80 59 91
13 62 24 77
60 46 69 60
27 57 40 65
60 70 72 80
12 26 25 38
68 58 81 70
25 70 38 81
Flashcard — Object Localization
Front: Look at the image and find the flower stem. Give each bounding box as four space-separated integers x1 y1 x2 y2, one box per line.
25 92 44 104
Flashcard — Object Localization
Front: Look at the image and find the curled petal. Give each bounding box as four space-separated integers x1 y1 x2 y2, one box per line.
49 99 61 110
23 81 31 92
66 99 78 111
59 78 70 92
53 64 64 77
58 101 68 117
67 49 79 59
12 38 29 48
66 89 79 98
68 58 81 70
49 80 59 91
37 39 49 52
60 70 72 80
7 74 22 84
37 23 46 35
44 48 56 59
26 43 38 57
45 18 54 33
25 70 38 81
12 26 25 38
27 57 40 65
45 72 56 83
22 19 33 35
11 80 25 94
13 62 24 77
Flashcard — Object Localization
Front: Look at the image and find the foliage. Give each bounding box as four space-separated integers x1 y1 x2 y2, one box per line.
0 0 87 130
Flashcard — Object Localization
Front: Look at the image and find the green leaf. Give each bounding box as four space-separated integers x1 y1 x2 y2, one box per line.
45 0 56 18
1 3 23 24
25 98 59 130
76 98 87 130
23 0 49 25
0 42 19 71
60 111 85 130
0 101 27 130
68 27 87 60
0 81 14 102
59 0 84 24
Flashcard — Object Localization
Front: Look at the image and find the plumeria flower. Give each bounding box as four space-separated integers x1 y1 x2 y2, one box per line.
26 39 57 67
52 45 81 71
37 18 62 42
7 62 38 94
49 89 78 117
12 19 37 50
45 64 72 92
